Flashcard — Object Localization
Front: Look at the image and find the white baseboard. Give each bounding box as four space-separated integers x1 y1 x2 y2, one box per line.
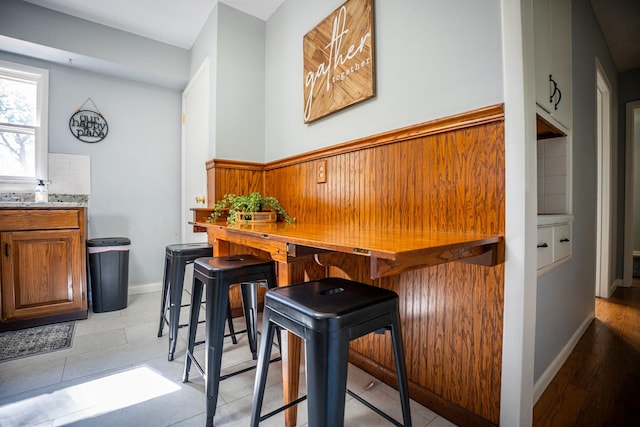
533 311 595 403
128 282 162 295
613 278 629 290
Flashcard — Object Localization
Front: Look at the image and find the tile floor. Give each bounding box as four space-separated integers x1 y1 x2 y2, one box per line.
0 287 457 426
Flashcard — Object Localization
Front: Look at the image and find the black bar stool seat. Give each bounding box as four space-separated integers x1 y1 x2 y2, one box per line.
250 277 412 427
182 255 278 427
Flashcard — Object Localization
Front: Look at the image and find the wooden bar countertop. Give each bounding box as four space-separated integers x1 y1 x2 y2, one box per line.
196 220 504 280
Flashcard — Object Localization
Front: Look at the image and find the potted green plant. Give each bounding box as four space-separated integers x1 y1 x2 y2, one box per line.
207 192 295 225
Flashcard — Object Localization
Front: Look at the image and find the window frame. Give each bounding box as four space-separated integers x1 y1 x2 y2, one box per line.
0 60 49 191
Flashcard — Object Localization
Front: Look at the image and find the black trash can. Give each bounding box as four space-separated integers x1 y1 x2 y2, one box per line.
87 237 131 313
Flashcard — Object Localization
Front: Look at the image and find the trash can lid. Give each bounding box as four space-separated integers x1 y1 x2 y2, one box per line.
87 237 131 247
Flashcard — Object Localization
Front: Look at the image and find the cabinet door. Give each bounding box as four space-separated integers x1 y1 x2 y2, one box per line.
534 0 552 114
549 0 571 128
1 229 86 321
534 0 572 129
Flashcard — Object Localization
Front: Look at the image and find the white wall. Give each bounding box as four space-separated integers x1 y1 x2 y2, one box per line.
264 0 504 160
500 1 538 424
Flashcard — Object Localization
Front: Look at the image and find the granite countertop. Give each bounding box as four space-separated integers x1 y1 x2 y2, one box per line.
0 201 88 208
537 213 574 226
0 193 89 208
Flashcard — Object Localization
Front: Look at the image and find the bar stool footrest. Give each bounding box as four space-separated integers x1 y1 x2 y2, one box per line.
346 389 406 427
178 319 204 329
159 304 203 329
258 395 308 423
255 388 407 426
184 352 281 384
219 356 281 381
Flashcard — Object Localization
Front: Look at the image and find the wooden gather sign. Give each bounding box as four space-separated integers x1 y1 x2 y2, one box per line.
303 0 375 123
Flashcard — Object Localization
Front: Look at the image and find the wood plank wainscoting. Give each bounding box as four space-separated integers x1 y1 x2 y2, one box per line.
201 104 505 426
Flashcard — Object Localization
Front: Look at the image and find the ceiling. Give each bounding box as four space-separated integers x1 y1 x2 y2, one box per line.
22 0 287 49
19 0 640 72
591 0 640 71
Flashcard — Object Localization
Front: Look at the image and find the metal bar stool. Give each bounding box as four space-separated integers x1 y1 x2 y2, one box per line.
250 277 412 427
182 255 279 427
157 243 239 361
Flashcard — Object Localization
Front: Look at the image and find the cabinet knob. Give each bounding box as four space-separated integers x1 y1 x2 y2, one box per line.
537 243 549 248
559 238 570 243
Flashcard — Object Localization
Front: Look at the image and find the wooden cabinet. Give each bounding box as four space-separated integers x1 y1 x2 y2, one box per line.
537 216 572 274
0 208 88 331
534 0 572 130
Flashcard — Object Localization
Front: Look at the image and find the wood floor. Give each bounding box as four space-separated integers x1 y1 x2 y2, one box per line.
533 283 640 426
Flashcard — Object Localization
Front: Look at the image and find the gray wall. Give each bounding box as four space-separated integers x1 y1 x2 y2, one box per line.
0 0 189 90
216 5 265 162
189 4 266 162
534 0 619 381
0 1 186 288
264 0 504 160
0 51 182 286
635 109 640 251
619 69 640 252
190 5 219 159
188 0 506 172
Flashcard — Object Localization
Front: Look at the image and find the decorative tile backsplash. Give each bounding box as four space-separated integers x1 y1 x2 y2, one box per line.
49 153 91 195
0 153 90 205
538 137 568 214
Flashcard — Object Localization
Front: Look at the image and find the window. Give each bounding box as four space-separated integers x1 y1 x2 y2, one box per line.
0 60 49 190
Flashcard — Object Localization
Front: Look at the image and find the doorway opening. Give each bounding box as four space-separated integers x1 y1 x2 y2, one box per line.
595 60 612 298
181 58 210 244
624 100 640 288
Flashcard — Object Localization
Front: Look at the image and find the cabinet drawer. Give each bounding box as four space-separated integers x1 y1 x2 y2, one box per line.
537 221 572 274
0 209 80 231
553 223 572 261
537 226 553 269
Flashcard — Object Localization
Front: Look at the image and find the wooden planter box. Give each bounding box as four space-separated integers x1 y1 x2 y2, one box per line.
236 211 277 223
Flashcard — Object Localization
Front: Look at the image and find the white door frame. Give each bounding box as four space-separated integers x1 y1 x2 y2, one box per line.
623 100 640 287
181 58 210 243
595 60 613 298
